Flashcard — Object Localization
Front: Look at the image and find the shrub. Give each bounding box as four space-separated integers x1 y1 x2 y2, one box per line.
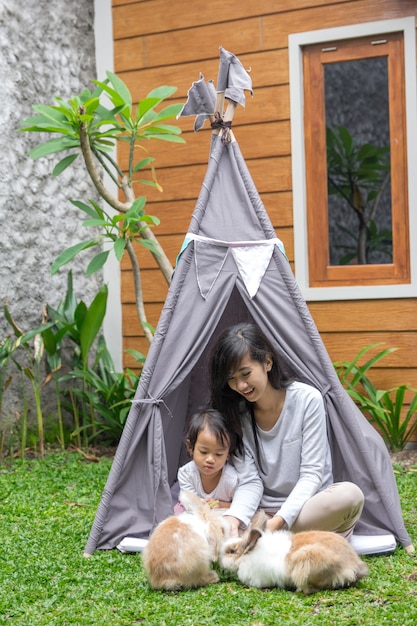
334 344 417 452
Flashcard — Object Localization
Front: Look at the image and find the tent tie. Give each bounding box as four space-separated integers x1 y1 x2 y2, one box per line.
131 396 174 419
321 384 331 396
210 111 232 144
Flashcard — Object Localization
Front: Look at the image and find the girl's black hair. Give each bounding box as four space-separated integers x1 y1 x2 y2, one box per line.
185 408 237 457
209 322 291 460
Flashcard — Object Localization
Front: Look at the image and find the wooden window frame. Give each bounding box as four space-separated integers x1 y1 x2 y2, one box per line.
289 18 417 301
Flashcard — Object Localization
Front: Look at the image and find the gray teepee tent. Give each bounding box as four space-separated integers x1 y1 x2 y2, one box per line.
84 50 412 555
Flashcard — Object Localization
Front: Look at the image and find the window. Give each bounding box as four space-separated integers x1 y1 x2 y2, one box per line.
289 18 417 300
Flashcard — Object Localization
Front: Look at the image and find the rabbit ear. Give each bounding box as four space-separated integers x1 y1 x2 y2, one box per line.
242 528 263 554
250 510 267 531
179 490 204 513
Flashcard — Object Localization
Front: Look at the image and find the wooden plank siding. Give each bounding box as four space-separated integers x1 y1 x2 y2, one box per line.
112 0 417 439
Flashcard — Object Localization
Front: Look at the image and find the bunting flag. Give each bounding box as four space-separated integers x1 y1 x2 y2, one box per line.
181 234 286 299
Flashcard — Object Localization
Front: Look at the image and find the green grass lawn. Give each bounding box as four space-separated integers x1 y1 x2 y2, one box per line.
0 451 416 626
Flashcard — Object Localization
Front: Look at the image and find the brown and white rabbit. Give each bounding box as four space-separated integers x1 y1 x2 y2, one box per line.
220 511 369 594
142 490 229 591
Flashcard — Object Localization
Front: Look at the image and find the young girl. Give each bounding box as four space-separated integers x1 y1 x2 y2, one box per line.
176 408 262 519
210 322 365 538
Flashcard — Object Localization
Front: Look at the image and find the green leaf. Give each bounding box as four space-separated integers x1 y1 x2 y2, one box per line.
146 86 177 100
114 237 126 261
338 252 357 265
137 238 161 254
52 153 79 176
128 196 147 215
94 99 119 115
106 71 132 110
51 239 99 275
4 302 24 338
93 81 126 109
150 103 184 124
80 285 108 367
18 322 55 347
357 143 379 160
143 133 185 143
29 103 70 124
86 250 110 275
145 123 182 134
93 141 116 152
74 301 87 332
42 327 57 354
70 199 100 219
54 324 74 346
93 77 132 124
23 367 35 381
20 122 74 135
111 214 125 227
83 96 100 115
63 270 76 320
125 348 147 365
28 137 80 160
139 215 160 225
137 179 162 188
82 218 111 228
133 157 155 173
338 126 353 153
20 111 67 130
135 97 161 122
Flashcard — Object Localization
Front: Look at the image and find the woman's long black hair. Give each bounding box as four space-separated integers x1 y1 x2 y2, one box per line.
209 322 290 460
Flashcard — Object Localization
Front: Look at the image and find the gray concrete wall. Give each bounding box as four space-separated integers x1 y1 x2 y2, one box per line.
0 0 103 429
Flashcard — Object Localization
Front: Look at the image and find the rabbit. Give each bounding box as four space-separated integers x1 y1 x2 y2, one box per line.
141 490 229 591
219 510 369 594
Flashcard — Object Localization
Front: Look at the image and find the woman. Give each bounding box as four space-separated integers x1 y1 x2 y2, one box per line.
210 322 364 538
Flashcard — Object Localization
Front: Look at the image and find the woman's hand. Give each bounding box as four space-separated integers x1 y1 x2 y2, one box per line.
266 515 286 532
223 515 241 537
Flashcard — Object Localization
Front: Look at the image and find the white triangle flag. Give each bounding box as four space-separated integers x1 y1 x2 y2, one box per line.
231 244 275 298
194 240 229 299
181 234 286 300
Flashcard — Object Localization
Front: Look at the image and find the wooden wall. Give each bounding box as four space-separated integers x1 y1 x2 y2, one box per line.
112 0 417 434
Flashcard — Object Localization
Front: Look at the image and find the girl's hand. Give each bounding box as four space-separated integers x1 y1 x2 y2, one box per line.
223 515 241 537
205 498 231 509
205 498 220 508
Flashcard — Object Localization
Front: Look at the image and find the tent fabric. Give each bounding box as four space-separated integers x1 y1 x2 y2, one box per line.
177 47 253 130
177 73 216 131
84 133 412 555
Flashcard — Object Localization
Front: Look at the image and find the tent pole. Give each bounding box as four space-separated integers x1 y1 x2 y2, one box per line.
210 92 226 134
223 101 237 142
215 92 225 116
210 98 237 141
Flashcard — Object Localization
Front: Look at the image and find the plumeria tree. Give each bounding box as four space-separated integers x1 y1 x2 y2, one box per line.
20 72 185 343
